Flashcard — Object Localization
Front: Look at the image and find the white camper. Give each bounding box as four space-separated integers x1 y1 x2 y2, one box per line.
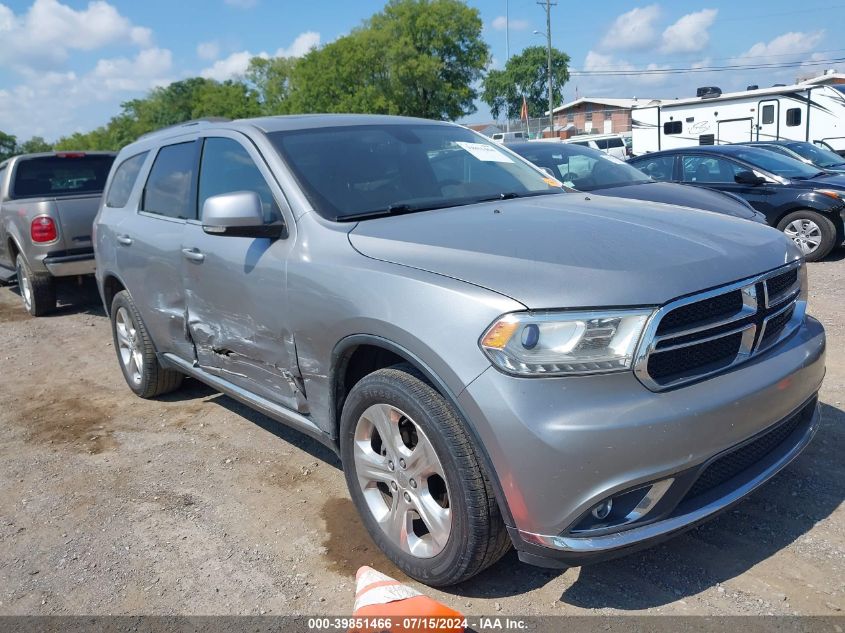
632 83 845 155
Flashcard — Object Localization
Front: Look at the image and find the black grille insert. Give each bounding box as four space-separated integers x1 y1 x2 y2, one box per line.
683 399 815 501
766 268 798 302
647 332 742 381
762 304 795 343
657 290 743 334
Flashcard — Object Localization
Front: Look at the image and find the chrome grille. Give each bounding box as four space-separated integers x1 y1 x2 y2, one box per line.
634 262 805 391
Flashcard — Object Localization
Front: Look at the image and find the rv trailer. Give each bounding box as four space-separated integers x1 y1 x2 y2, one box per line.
632 83 845 156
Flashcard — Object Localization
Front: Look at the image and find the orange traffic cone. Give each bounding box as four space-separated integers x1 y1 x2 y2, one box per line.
350 566 465 633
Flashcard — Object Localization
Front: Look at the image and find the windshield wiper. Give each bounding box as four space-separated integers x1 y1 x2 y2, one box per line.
338 201 468 222
810 171 830 178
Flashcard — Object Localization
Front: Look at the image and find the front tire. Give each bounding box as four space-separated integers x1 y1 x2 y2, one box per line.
15 254 55 316
777 210 837 262
339 364 510 586
110 290 183 398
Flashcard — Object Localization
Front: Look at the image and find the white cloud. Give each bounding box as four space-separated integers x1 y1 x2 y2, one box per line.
200 50 260 81
734 30 824 62
275 31 320 57
199 31 320 81
224 0 258 7
196 40 221 61
0 47 174 139
0 0 153 71
491 16 529 31
600 4 660 51
661 9 718 54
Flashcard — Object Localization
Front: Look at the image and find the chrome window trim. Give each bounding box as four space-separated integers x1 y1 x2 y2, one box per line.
634 260 804 392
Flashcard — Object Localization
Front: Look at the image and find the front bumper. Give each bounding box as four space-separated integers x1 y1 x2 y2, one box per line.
42 253 96 276
458 315 826 566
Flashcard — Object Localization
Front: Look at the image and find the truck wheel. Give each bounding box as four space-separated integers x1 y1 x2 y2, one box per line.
340 364 511 586
15 254 55 316
777 210 837 262
110 290 183 398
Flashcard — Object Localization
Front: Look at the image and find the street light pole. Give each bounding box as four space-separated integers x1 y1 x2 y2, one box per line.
542 0 556 137
505 0 510 133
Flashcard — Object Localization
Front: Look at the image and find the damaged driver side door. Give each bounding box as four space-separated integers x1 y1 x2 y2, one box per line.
181 133 305 412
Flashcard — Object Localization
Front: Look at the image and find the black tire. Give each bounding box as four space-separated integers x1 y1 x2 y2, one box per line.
15 254 56 316
339 364 511 586
777 210 838 262
109 290 183 398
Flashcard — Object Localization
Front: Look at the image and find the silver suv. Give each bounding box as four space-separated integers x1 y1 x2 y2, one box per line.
94 115 826 586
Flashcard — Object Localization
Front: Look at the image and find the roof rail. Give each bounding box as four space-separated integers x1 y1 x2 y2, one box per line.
137 117 231 141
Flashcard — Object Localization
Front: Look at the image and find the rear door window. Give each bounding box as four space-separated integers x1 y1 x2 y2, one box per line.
635 155 675 181
105 152 148 208
198 137 281 223
12 154 115 199
142 142 197 220
681 156 743 183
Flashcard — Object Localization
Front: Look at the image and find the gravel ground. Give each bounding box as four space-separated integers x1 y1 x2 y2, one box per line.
0 251 842 617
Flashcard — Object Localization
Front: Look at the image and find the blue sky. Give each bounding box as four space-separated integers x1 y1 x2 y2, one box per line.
0 0 842 140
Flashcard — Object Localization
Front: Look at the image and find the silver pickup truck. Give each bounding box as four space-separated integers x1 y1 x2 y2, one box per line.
0 151 115 315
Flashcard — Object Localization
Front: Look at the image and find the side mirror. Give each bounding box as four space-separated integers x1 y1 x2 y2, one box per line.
734 170 766 186
202 191 285 238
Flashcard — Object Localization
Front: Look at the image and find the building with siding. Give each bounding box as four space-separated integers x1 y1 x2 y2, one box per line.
549 97 655 135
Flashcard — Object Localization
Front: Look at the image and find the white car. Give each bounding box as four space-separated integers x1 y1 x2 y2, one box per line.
562 133 628 160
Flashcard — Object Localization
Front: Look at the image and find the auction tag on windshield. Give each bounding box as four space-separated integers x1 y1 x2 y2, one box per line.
456 141 514 163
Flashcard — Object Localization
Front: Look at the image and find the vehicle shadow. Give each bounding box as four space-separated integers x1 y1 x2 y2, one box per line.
159 378 341 469
6 276 106 317
449 402 844 605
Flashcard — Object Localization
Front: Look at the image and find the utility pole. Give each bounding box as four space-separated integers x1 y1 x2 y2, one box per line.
505 0 510 132
538 0 556 137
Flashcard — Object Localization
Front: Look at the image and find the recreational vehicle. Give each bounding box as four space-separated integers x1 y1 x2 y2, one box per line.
632 83 845 156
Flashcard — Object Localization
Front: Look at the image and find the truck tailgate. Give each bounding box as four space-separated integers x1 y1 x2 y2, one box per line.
51 193 102 251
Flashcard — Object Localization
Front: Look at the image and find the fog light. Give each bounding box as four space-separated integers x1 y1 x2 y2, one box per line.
591 499 613 520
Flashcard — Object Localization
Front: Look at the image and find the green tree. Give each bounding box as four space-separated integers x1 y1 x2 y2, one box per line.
0 131 17 161
481 46 570 121
18 136 53 153
288 0 489 119
246 56 297 115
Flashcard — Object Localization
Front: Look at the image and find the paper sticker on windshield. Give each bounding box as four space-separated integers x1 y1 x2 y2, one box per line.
456 142 514 163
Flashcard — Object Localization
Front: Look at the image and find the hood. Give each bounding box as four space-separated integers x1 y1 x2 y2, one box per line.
594 182 762 221
806 173 845 189
348 194 798 309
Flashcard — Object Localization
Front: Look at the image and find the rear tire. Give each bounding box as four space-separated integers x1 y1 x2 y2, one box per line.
15 254 55 316
339 364 511 586
777 210 837 262
110 290 183 398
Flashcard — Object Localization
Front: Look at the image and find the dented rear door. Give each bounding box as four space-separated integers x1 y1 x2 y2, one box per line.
181 134 304 412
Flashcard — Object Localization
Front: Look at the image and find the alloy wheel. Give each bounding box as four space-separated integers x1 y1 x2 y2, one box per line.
16 261 32 312
784 219 822 255
353 403 452 558
115 307 143 385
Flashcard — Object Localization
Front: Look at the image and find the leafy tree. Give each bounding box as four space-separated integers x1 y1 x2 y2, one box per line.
288 0 489 119
0 131 17 162
19 136 53 153
246 56 297 115
482 46 570 121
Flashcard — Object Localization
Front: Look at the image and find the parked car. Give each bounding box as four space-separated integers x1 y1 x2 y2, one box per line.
562 133 628 160
95 115 824 586
630 145 845 261
508 141 765 223
0 151 116 315
741 140 845 174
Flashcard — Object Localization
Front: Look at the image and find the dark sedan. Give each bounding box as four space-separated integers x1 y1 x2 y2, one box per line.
507 141 765 223
630 145 845 261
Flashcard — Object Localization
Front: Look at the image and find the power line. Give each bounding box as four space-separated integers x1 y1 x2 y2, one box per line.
570 57 845 77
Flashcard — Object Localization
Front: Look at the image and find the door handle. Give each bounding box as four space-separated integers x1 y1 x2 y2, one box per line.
181 247 205 263
116 234 133 246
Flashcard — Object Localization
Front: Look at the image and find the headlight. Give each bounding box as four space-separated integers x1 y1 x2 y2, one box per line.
480 309 654 376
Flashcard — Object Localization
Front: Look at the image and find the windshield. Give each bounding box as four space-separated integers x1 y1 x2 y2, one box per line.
12 154 115 199
269 124 563 220
512 144 651 191
783 142 845 169
732 148 823 179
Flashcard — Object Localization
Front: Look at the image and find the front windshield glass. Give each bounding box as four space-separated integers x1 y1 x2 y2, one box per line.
269 124 563 220
784 142 845 169
733 148 823 179
514 144 651 191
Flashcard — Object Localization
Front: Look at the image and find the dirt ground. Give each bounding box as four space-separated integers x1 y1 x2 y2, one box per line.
0 251 842 617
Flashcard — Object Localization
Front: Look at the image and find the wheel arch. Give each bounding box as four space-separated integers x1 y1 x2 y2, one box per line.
330 333 515 528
